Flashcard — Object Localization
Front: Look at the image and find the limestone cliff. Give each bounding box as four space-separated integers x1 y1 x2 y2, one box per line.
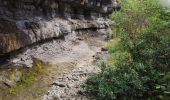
0 0 120 56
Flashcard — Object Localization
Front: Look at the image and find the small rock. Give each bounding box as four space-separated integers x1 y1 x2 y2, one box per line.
75 85 79 88
3 79 16 87
77 90 84 95
52 82 65 87
12 58 21 63
43 47 49 51
60 95 66 98
0 82 8 89
67 84 72 89
101 48 108 51
72 78 79 81
53 96 61 100
77 37 83 41
2 70 22 87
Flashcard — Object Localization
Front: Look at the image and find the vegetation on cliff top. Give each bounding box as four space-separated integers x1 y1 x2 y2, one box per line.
84 0 170 99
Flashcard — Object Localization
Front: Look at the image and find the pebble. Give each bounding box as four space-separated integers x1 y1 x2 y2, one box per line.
101 47 108 51
52 82 66 87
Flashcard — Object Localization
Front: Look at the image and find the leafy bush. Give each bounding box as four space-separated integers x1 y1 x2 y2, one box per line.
84 0 170 99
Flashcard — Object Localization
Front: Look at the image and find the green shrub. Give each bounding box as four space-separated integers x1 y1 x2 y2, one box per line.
84 0 170 99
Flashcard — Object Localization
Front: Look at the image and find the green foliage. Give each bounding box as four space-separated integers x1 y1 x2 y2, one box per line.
84 0 170 99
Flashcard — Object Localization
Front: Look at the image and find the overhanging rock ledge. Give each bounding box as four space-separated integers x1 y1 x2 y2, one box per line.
0 0 120 56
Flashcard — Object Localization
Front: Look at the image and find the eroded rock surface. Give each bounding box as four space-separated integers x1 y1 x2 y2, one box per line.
0 0 119 56
0 18 112 55
0 0 120 19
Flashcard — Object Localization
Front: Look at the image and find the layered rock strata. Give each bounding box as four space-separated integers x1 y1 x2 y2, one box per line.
0 0 120 19
0 0 120 56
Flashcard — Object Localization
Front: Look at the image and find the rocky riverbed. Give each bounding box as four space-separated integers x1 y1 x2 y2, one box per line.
0 29 109 100
43 33 109 100
0 0 118 99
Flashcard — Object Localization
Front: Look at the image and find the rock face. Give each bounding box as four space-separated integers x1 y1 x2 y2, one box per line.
0 0 120 19
0 0 120 56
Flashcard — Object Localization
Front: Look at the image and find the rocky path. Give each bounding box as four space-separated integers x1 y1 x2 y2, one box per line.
42 32 108 100
43 56 98 100
4 30 108 100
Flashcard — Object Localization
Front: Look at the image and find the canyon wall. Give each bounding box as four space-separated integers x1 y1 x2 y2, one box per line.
0 0 120 56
